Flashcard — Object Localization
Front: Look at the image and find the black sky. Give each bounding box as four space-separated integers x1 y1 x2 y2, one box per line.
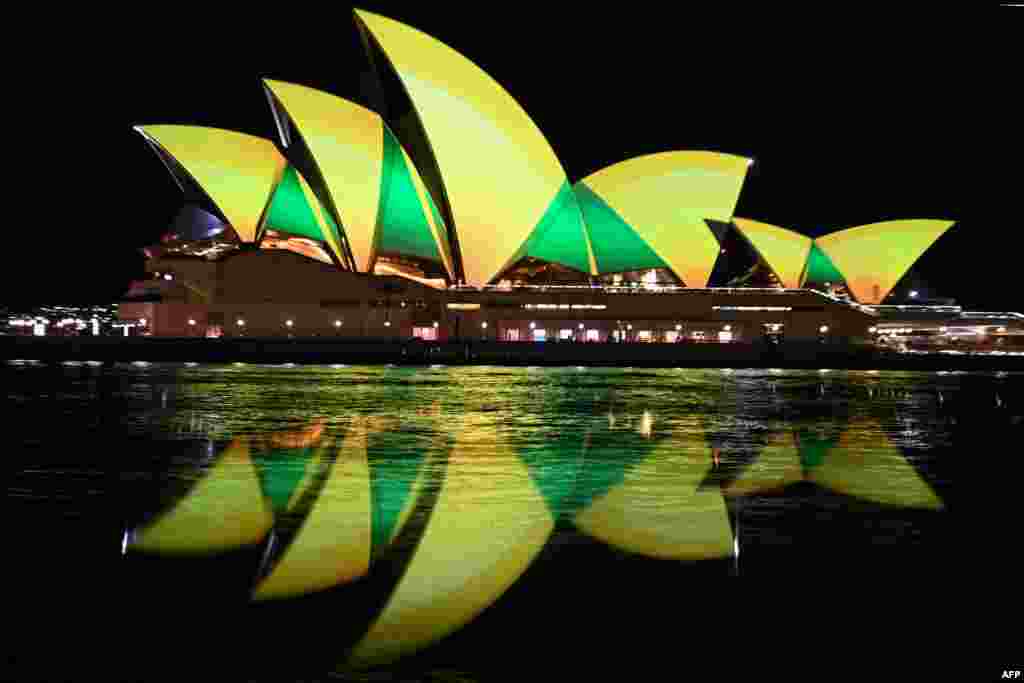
13 5 1010 309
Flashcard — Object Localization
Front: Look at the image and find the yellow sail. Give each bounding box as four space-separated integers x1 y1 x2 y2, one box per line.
135 125 286 243
578 152 751 286
814 219 954 303
356 10 578 285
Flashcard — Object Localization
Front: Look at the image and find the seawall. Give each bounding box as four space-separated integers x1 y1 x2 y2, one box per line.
2 336 1022 371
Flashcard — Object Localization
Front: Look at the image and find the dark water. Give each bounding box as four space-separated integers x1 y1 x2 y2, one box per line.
3 362 1004 679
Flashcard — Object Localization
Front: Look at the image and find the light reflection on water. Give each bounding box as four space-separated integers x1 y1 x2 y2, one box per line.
4 365 996 678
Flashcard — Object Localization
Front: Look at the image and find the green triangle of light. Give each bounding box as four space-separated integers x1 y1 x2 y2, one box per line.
253 446 320 515
803 243 846 286
795 428 841 473
375 126 447 265
575 182 668 274
263 166 326 243
508 180 592 275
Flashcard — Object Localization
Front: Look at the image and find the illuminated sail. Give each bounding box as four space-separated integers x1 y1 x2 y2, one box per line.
576 152 751 286
813 219 954 304
262 165 346 265
349 413 553 667
355 10 589 284
135 125 285 243
371 126 454 279
132 438 273 554
263 79 382 272
732 217 813 289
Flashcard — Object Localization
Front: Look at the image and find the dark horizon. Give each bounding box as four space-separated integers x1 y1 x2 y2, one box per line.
13 5 1009 310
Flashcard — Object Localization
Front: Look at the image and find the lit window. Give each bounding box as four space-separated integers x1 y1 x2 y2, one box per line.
413 326 438 341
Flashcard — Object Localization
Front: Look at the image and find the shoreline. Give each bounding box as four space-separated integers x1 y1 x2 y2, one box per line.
3 336 1022 371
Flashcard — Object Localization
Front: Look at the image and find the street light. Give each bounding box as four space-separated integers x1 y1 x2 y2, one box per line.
578 323 584 329
188 319 196 326
675 324 682 331
723 324 731 331
433 321 439 328
529 322 536 329
237 319 245 327
334 320 342 328
139 318 147 326
909 290 918 298
285 319 294 328
819 325 829 333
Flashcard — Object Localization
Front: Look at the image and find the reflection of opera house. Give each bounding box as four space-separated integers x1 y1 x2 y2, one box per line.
122 10 993 346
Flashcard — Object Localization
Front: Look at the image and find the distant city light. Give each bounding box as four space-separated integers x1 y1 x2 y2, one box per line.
909 290 919 298
334 320 342 327
188 319 196 325
384 320 391 327
675 324 682 331
164 273 173 281
285 319 294 327
237 319 245 326
139 318 147 325
819 325 829 333
433 321 439 328
723 324 731 331
529 322 535 329
481 321 488 328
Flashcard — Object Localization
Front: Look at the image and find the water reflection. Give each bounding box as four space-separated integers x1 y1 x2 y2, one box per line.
121 366 952 670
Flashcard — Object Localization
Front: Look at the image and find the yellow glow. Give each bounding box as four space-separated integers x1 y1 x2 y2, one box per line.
132 439 273 554
253 428 372 601
349 413 553 668
814 220 954 304
808 419 943 509
356 10 572 285
579 152 751 287
136 126 285 243
263 80 383 271
574 429 733 561
722 431 803 497
732 217 813 289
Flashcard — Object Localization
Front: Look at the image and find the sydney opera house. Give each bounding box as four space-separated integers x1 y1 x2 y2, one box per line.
121 10 1008 347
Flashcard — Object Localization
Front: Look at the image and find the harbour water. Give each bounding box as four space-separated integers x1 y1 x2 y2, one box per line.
6 363 998 679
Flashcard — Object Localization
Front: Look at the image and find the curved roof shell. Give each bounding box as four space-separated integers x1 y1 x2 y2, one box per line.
264 79 452 279
576 152 751 286
263 164 347 266
813 219 954 303
355 10 589 285
135 125 286 243
732 217 812 289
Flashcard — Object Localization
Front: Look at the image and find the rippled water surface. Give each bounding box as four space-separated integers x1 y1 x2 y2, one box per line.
6 363 1001 680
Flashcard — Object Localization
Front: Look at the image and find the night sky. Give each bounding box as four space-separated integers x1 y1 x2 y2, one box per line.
16 6 1010 309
